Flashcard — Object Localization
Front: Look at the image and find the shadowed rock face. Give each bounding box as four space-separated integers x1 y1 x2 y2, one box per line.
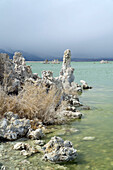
0 52 33 94
0 53 12 84
0 53 5 85
0 53 18 94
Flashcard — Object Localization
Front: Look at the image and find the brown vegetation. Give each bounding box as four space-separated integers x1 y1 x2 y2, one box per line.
0 83 62 125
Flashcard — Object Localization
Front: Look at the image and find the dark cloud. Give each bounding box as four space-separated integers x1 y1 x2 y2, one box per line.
0 0 113 58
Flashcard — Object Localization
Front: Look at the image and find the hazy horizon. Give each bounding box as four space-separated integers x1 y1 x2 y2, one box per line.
0 0 113 59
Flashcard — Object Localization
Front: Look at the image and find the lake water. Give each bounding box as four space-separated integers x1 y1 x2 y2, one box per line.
1 61 113 170
29 61 113 169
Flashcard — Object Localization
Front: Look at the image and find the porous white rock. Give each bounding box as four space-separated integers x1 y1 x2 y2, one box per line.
59 49 75 86
0 112 31 141
13 52 33 81
13 142 26 150
43 136 77 163
41 70 62 89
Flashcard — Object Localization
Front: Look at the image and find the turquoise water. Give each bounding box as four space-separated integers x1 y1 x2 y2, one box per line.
28 61 113 169
1 62 113 169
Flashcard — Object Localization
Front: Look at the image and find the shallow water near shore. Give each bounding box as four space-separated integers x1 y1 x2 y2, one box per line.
1 61 113 169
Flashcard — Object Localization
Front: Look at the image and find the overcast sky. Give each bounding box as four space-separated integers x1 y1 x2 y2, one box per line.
0 0 113 58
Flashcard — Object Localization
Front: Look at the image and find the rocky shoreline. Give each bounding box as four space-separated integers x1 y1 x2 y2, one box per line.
0 49 92 169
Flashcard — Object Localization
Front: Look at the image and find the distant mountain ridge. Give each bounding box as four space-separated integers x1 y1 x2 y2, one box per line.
0 49 13 58
0 49 113 61
0 49 42 61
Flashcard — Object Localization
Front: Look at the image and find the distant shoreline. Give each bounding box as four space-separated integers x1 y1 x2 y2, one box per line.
26 61 44 63
26 60 113 63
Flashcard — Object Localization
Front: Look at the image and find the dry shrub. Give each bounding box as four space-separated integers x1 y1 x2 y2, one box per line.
0 83 62 125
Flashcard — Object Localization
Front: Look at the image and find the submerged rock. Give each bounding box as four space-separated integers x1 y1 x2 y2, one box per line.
13 142 39 156
43 136 77 163
83 137 95 141
64 111 82 119
21 160 30 165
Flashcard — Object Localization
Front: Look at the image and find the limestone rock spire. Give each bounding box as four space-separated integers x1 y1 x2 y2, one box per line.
59 49 75 86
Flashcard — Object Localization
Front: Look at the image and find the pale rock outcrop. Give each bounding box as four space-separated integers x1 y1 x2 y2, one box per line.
42 70 62 89
43 136 77 163
0 52 33 94
35 140 45 146
13 52 33 81
13 142 39 156
64 94 82 107
59 49 74 86
0 112 45 141
27 128 44 140
0 112 31 141
32 73 39 80
57 105 82 120
55 92 83 122
51 59 60 64
63 93 83 113
59 49 82 93
100 60 109 64
64 110 82 119
42 71 54 86
0 165 6 170
80 80 92 90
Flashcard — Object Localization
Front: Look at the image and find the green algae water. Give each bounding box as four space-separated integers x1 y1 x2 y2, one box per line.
1 61 113 170
29 61 113 170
